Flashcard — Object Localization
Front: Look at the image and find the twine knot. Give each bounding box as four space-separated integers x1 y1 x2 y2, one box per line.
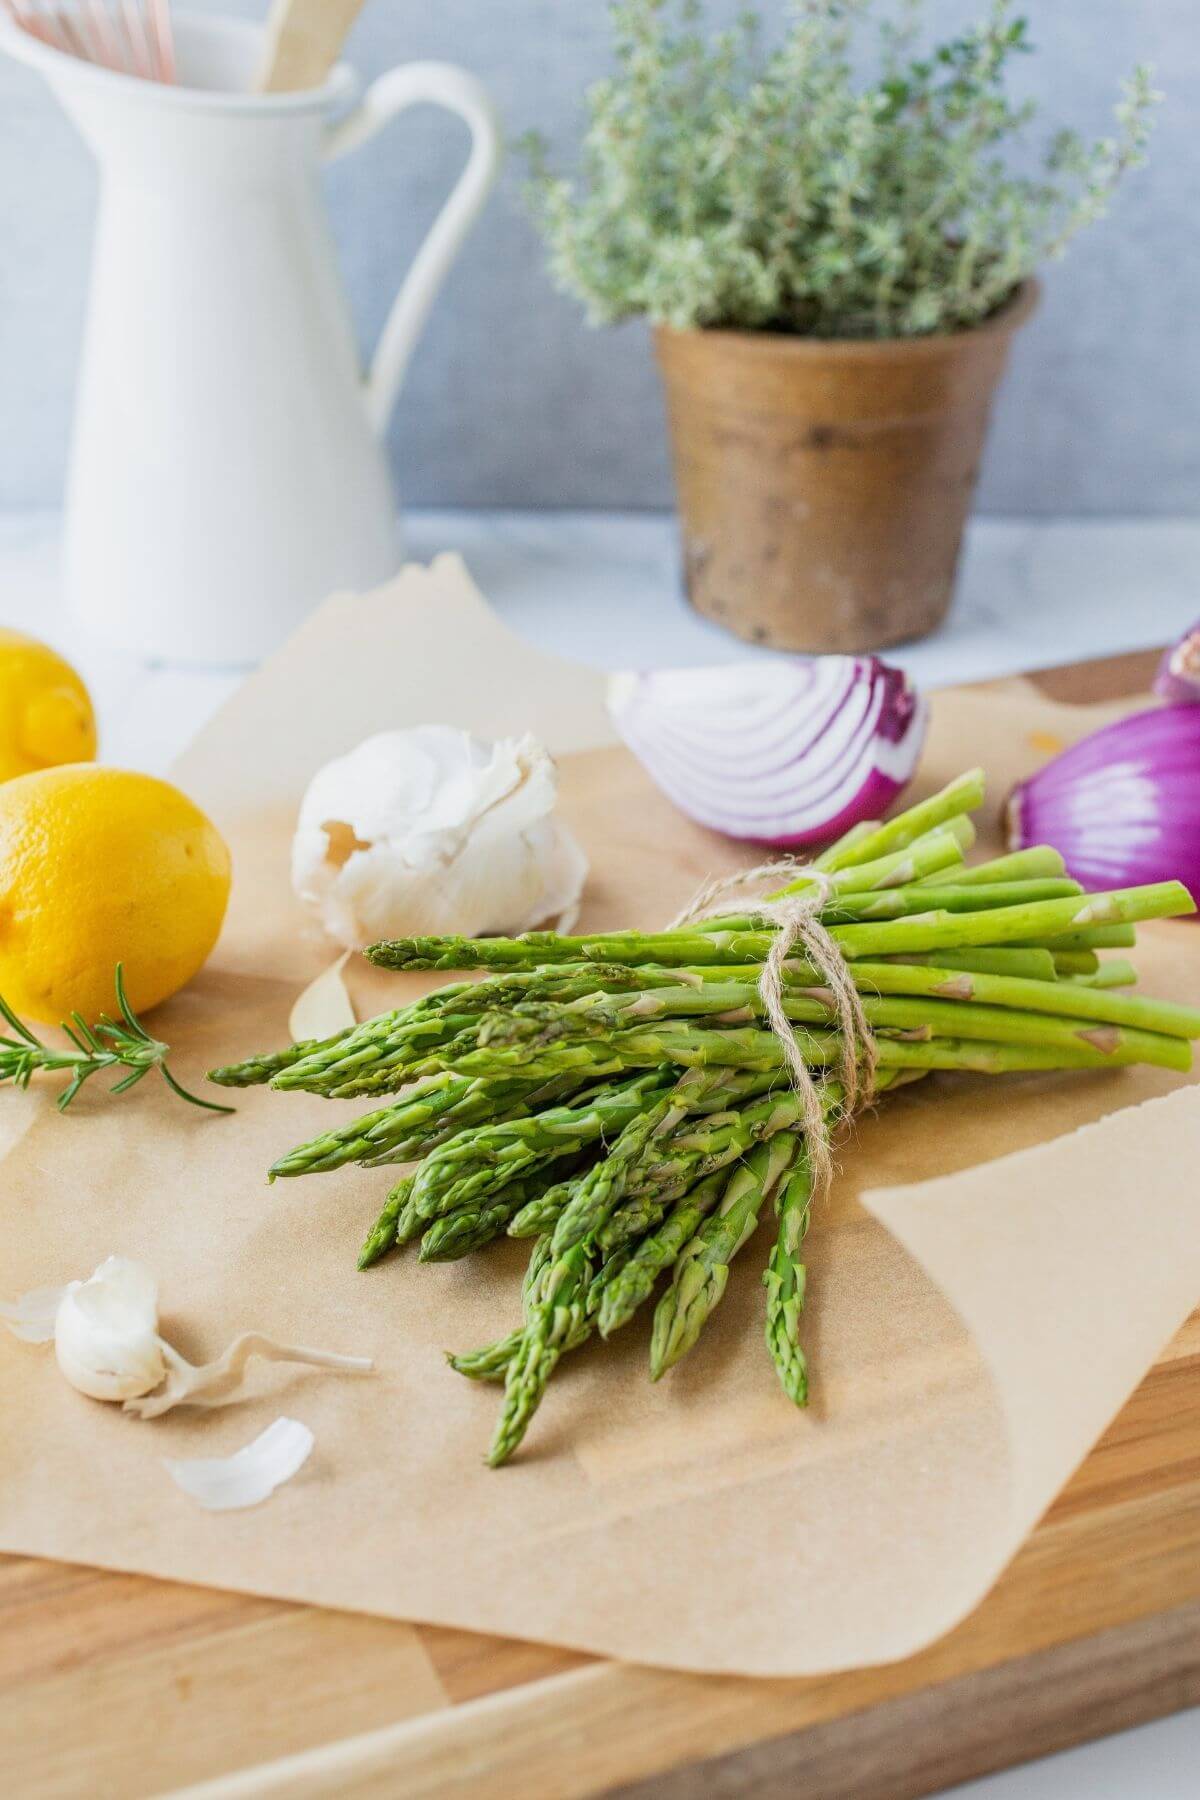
670 859 877 1201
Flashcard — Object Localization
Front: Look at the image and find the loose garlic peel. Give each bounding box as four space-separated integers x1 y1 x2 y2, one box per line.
0 1285 67 1344
288 950 357 1045
8 1257 371 1414
162 1417 314 1511
290 726 588 949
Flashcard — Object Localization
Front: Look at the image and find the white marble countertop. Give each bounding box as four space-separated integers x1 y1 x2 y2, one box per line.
3 508 1200 773
1 506 1198 1799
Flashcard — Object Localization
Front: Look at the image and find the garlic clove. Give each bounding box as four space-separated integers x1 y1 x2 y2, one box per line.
6 1255 373 1415
54 1256 166 1401
162 1416 314 1511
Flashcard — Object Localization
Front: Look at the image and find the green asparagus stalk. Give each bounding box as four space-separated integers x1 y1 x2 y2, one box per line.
1049 951 1100 975
487 1243 597 1465
357 1176 420 1270
1035 924 1139 952
261 967 668 1099
597 1170 728 1336
447 1332 523 1383
534 966 1200 1047
419 1159 589 1262
409 1072 676 1222
447 1235 562 1381
267 1071 560 1181
209 1032 349 1089
549 1068 752 1254
826 878 1081 920
808 770 985 872
453 1013 1192 1089
650 1135 802 1379
762 1149 814 1405
916 846 1066 886
880 947 1059 979
364 880 1193 975
1065 960 1138 989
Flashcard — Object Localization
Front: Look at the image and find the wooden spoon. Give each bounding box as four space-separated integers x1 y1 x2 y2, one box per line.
256 0 365 94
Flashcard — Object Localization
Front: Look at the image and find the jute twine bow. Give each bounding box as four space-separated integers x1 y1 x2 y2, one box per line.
670 859 878 1203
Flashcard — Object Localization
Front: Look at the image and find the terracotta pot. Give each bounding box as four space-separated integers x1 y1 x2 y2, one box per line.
654 281 1039 653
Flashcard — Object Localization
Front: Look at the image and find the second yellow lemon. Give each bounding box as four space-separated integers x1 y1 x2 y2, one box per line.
0 764 231 1024
0 629 96 783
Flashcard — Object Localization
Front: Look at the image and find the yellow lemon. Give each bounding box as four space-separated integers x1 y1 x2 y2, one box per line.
0 629 97 783
0 765 231 1023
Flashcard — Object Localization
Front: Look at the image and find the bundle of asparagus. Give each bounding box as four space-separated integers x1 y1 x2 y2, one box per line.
211 769 1200 1465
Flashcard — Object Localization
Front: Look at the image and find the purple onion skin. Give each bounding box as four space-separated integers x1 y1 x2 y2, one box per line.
756 767 907 850
1155 622 1200 705
1008 704 1200 906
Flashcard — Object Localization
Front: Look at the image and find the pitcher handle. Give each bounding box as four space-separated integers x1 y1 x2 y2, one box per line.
323 62 502 435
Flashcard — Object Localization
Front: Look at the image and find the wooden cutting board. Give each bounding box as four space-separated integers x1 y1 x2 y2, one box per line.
3 648 1198 1800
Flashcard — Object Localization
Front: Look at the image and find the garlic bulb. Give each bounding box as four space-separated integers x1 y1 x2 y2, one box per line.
290 726 588 949
8 1254 372 1415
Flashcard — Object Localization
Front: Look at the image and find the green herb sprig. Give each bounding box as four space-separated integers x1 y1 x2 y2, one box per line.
0 965 233 1115
523 0 1159 340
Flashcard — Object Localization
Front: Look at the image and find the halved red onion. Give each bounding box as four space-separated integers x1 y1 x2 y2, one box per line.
1155 620 1200 705
607 657 927 847
1007 704 1200 902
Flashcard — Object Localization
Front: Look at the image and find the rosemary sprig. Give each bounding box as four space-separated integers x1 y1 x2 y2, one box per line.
0 965 233 1115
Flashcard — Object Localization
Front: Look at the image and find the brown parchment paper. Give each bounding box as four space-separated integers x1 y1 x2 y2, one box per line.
1 555 1198 1678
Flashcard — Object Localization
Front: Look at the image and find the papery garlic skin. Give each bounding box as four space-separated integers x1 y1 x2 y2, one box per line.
54 1256 167 1401
291 726 589 949
163 1417 315 1512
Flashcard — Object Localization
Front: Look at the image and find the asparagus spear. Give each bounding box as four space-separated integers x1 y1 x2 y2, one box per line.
514 977 1200 1055
365 880 1193 974
507 1166 592 1239
267 1072 560 1180
1066 960 1138 989
763 1149 814 1405
358 1176 420 1270
597 1170 728 1336
409 1072 676 1222
879 948 1058 979
916 846 1065 886
449 1016 1192 1089
209 1032 350 1089
447 1332 523 1383
447 1234 562 1381
260 967 667 1098
487 1243 600 1465
650 1135 802 1379
419 1160 588 1262
804 770 986 872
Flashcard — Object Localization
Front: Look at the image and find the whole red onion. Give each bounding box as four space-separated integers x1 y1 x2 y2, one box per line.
1007 704 1200 902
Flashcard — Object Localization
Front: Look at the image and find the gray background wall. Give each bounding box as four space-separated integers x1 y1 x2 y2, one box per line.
1 0 1196 514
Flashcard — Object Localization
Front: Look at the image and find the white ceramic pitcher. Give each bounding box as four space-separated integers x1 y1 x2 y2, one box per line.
1 12 501 663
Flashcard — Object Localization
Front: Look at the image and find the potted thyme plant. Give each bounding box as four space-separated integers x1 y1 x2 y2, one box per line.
526 0 1157 653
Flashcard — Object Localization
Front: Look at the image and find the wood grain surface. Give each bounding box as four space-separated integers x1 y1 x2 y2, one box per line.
2 646 1196 1800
